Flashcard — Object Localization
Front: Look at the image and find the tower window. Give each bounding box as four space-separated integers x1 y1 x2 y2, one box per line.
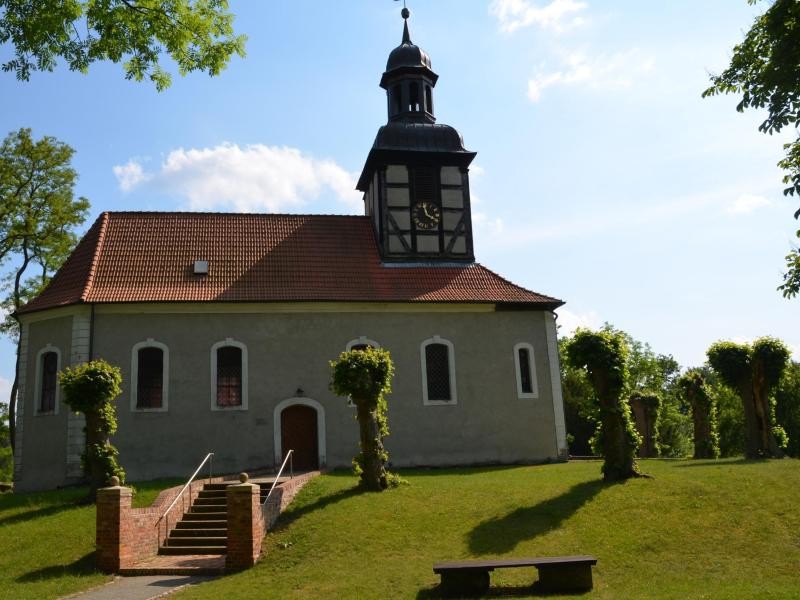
425 85 433 114
392 84 402 115
409 82 420 111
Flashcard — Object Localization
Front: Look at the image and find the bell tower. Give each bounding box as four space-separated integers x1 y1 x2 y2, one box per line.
357 8 477 263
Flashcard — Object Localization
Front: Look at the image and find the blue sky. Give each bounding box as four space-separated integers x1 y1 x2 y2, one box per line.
1 0 798 399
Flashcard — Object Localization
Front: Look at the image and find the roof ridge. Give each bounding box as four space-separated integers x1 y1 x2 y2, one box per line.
80 212 110 303
473 262 563 304
104 211 367 218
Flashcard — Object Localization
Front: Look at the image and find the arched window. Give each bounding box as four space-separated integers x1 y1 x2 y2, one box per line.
425 85 433 115
211 338 248 410
513 342 539 399
35 346 60 415
420 336 457 405
345 336 381 352
392 84 402 115
131 339 169 411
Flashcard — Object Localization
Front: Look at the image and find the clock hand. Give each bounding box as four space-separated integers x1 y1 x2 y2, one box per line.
424 205 434 219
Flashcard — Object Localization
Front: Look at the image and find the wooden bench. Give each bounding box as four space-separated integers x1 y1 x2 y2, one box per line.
433 555 597 596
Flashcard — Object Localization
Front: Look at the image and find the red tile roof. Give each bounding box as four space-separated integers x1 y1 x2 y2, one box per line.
19 212 563 313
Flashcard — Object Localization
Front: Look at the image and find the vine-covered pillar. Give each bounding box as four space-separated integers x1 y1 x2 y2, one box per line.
226 473 264 571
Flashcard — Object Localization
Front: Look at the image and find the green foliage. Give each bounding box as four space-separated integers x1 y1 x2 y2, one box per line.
752 336 791 385
702 0 800 294
775 361 800 456
0 402 10 482
59 360 124 492
713 376 747 457
678 369 720 459
565 328 642 481
0 0 247 91
707 342 751 388
657 397 694 458
330 348 399 490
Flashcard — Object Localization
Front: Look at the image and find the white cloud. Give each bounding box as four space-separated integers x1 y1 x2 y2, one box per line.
555 308 602 336
112 159 149 191
0 377 11 405
490 0 588 33
528 49 654 102
114 143 362 213
726 193 771 215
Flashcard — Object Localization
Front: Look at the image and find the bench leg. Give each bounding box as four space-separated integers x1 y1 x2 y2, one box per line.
439 569 491 597
536 564 593 593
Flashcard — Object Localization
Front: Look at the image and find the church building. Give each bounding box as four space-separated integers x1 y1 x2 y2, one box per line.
13 10 567 491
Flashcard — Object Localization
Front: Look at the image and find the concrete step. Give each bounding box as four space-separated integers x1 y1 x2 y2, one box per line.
191 505 228 514
193 497 227 507
197 490 227 499
171 528 227 538
119 554 225 576
203 483 234 491
176 519 227 528
167 536 227 547
183 511 227 520
159 546 226 556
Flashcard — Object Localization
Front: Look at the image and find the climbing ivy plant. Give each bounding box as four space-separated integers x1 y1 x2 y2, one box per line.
678 369 720 459
628 391 661 457
330 347 398 491
707 337 790 458
565 328 643 481
59 360 125 499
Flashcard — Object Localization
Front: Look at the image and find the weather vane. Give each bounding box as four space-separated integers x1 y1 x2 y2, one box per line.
394 0 409 18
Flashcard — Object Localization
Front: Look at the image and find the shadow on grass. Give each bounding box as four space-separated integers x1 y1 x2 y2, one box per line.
0 500 83 527
417 582 592 598
674 458 757 468
468 480 605 555
269 484 369 532
16 552 97 583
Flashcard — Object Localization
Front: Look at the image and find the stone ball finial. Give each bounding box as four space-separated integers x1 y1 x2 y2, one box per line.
109 475 120 487
401 7 410 19
239 472 249 483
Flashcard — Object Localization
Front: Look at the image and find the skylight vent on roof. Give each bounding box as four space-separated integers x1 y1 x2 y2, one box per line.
194 260 209 275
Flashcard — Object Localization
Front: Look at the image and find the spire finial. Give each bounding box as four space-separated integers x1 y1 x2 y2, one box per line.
401 5 411 44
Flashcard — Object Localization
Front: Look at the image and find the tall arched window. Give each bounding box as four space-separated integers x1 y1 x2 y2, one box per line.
409 82 420 111
420 336 457 405
35 345 60 415
131 339 169 411
425 85 433 115
392 84 402 115
513 342 539 399
211 338 248 410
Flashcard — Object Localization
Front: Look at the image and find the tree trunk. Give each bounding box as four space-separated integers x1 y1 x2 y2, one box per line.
355 402 387 491
737 377 761 459
84 411 110 499
751 361 782 458
593 374 639 482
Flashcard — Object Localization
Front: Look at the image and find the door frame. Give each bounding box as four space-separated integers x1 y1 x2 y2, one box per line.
274 397 326 469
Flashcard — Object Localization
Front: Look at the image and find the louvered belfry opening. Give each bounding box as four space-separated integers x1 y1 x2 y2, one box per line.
40 352 58 412
137 347 164 409
425 343 451 401
216 346 242 407
518 347 533 394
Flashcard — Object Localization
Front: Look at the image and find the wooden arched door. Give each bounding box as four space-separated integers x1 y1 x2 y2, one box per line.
280 404 319 470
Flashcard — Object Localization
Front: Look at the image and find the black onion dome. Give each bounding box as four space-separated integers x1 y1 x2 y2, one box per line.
373 122 467 153
385 16 432 72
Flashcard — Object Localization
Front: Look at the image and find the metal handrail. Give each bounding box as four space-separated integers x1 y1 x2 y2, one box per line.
156 452 214 544
262 449 293 506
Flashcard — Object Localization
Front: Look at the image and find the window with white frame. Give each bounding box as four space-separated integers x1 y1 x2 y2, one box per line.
513 342 539 398
131 339 169 411
211 339 248 410
35 346 60 414
421 335 457 405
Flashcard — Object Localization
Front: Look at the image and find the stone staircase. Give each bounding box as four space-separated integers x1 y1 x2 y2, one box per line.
160 482 230 555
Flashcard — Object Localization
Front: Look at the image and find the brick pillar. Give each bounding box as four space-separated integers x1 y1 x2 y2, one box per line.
226 473 264 571
96 478 132 573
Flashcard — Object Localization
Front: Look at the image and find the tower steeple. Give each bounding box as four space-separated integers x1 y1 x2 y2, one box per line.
357 8 477 263
380 9 438 123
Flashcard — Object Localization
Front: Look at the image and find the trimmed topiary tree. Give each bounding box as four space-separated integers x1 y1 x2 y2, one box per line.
707 337 790 459
59 360 124 499
565 328 643 481
678 369 720 459
330 347 395 491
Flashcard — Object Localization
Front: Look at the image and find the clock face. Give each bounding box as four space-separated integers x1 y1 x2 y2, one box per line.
413 201 441 230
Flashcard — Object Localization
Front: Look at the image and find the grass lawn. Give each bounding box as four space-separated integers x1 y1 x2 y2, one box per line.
174 459 800 600
0 477 181 600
